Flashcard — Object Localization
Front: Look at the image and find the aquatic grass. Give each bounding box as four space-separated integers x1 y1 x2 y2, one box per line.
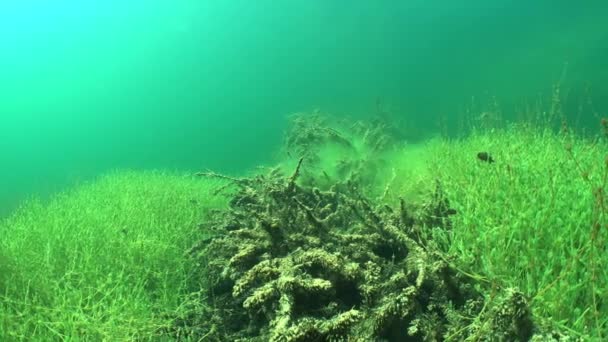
0 170 228 340
383 124 607 338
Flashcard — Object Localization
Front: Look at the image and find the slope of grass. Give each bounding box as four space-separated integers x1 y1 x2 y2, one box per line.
2 116 605 339
0 170 228 340
385 125 607 338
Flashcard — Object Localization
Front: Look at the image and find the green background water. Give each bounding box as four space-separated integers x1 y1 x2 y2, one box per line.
1 0 607 216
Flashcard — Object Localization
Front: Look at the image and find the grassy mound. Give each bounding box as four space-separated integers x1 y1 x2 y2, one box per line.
0 170 228 340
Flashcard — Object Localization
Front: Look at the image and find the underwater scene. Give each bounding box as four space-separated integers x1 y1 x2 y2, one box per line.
1 1 608 341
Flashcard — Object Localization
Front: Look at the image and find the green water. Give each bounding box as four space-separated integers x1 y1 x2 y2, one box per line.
1 0 607 216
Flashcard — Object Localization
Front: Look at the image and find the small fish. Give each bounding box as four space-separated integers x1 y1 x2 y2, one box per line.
477 152 494 163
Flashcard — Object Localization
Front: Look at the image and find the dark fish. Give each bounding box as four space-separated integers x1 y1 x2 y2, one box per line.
477 152 494 163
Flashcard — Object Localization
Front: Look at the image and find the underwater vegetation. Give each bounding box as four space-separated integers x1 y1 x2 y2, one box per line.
1 110 607 340
172 114 581 341
426 123 608 340
0 171 230 340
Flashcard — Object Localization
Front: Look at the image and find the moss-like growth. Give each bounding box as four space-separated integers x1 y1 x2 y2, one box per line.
188 161 444 340
179 169 555 340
